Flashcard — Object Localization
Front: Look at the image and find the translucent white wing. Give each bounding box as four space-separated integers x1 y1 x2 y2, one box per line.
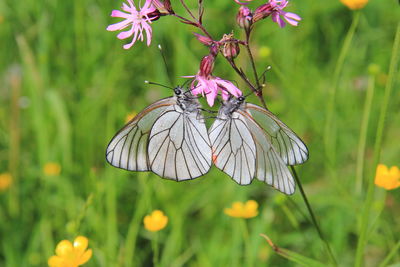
245 103 308 165
239 110 296 195
106 98 174 171
209 112 256 185
148 105 212 180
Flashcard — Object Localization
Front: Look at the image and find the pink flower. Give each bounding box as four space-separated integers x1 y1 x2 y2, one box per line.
191 76 242 106
253 0 301 27
107 0 159 49
188 55 242 107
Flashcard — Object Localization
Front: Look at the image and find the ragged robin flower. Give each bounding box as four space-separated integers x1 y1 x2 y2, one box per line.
253 0 301 28
0 173 12 192
144 210 168 232
224 200 259 219
340 0 368 10
43 162 61 176
189 54 242 107
48 236 92 267
107 0 160 49
374 164 400 190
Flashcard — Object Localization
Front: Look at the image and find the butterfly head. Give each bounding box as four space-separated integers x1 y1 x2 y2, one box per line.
174 86 184 96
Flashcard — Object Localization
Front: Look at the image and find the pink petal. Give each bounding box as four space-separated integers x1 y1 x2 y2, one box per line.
111 10 130 18
285 12 301 21
117 27 135 39
272 12 285 28
216 79 242 97
107 19 131 31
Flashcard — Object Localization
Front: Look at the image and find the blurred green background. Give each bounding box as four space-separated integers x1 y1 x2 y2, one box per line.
1 0 399 266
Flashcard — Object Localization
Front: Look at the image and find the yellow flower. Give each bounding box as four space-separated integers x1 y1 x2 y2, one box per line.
0 173 12 191
259 46 271 59
340 0 368 10
374 164 400 190
43 162 61 176
224 200 259 219
125 111 137 123
48 236 92 267
144 210 168 232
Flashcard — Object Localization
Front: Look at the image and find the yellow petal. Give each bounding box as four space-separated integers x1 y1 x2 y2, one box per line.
48 256 63 267
73 236 88 253
55 240 73 257
77 249 92 265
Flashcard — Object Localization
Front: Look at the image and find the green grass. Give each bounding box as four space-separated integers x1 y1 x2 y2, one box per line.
1 0 400 266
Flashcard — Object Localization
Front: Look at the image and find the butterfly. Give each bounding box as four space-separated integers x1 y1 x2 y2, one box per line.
208 96 309 195
106 86 212 180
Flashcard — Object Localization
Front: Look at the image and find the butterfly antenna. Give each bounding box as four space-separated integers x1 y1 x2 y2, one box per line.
258 65 272 84
158 44 174 86
144 80 174 90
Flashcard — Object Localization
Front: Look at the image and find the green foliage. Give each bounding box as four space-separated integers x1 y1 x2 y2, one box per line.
0 0 399 266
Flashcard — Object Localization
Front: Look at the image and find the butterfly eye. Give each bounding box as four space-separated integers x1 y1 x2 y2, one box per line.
238 96 245 102
174 88 182 95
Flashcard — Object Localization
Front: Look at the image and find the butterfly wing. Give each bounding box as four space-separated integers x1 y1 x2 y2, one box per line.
148 104 212 180
209 111 257 185
245 103 308 165
106 97 175 171
238 109 296 195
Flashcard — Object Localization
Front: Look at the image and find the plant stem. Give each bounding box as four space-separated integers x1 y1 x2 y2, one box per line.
378 240 400 267
354 23 400 267
291 166 338 266
324 11 360 179
152 232 160 267
355 75 375 195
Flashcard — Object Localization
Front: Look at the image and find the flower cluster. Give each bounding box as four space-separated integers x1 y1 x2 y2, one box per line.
375 164 400 190
48 236 92 267
107 0 301 106
224 200 259 218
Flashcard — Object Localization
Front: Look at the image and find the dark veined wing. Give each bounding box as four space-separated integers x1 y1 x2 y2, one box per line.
148 103 212 181
106 97 174 171
209 111 257 185
244 103 308 166
238 109 295 195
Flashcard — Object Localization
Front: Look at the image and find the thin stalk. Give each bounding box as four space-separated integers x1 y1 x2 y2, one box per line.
324 11 360 177
152 232 160 267
239 219 252 267
354 23 400 267
378 240 400 267
244 31 261 90
291 166 338 266
355 75 375 195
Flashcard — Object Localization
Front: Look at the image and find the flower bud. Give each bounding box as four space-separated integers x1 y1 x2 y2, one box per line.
193 33 213 46
199 54 215 76
236 6 252 29
252 3 273 23
220 33 240 59
152 0 174 14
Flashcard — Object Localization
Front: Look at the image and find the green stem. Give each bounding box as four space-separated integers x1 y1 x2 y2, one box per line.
240 219 252 267
152 232 160 267
291 166 337 266
324 11 360 177
355 75 375 195
354 23 400 267
378 240 400 267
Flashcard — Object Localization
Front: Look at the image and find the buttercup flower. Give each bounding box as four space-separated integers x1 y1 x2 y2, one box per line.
340 0 368 10
0 173 12 191
144 210 168 232
374 164 400 190
43 162 61 176
224 200 259 219
107 0 159 49
48 236 92 267
189 55 242 107
253 0 301 28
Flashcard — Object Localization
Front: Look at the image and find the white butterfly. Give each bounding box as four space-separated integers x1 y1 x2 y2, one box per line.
106 87 212 180
209 96 308 195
